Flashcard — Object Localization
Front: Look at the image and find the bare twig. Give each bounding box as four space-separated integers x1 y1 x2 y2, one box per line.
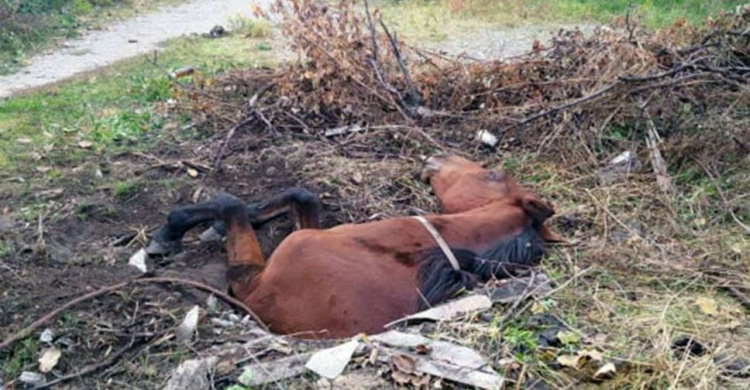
36 336 138 389
501 81 621 134
694 158 750 234
0 277 269 351
379 19 421 106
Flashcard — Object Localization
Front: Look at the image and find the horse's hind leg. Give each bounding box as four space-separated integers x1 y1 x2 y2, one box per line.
217 194 266 300
147 201 223 255
204 187 321 240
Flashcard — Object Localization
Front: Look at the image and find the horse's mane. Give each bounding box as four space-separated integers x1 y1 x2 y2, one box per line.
416 224 547 310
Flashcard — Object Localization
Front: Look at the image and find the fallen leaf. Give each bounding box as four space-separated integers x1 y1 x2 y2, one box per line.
579 349 603 362
36 166 52 173
351 172 363 184
392 354 416 374
557 330 581 345
17 137 32 144
391 370 414 385
593 362 616 380
556 354 580 368
78 141 93 149
305 338 359 379
696 297 718 315
39 347 62 373
187 167 199 178
531 301 545 314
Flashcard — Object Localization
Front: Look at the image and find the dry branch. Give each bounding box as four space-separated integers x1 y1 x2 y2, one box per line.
0 277 269 351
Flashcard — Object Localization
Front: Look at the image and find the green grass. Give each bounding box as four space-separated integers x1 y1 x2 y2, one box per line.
0 33 278 188
0 0 183 75
377 0 745 40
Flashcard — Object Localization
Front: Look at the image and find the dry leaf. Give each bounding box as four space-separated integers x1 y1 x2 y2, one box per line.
187 167 199 178
391 370 413 385
392 354 416 374
39 347 62 373
593 362 616 380
696 297 718 315
557 330 581 345
351 172 363 184
556 354 580 368
579 349 603 362
78 141 93 149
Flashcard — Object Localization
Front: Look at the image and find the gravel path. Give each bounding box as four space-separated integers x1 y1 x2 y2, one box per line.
0 0 595 99
0 0 271 98
421 23 597 60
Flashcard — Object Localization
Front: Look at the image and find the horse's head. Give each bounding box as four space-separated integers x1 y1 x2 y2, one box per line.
421 154 564 242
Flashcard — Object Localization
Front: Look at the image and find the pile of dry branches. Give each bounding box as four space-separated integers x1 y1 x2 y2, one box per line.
182 0 749 172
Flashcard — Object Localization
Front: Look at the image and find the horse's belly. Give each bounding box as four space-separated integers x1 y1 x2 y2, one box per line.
247 232 419 337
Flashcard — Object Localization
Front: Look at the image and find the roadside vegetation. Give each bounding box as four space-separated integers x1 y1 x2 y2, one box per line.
377 0 746 40
0 0 184 74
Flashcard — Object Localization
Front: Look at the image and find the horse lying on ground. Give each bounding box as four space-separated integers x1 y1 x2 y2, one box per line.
147 155 563 338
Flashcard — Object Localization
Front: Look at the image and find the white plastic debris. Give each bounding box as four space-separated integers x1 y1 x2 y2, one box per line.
387 295 492 326
176 306 201 342
128 248 148 273
476 130 499 147
39 328 54 343
609 150 633 165
305 339 360 379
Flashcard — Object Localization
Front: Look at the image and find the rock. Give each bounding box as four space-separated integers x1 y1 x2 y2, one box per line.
18 371 45 387
671 336 707 357
164 357 218 390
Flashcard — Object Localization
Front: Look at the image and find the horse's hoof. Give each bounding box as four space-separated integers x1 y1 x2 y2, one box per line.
145 240 170 255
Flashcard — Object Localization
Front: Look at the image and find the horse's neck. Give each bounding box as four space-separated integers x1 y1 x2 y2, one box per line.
430 201 529 252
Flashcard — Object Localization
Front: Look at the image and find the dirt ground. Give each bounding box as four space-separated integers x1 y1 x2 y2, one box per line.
1 3 748 389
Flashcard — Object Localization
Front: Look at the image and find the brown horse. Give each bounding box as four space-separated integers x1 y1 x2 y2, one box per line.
147 155 562 338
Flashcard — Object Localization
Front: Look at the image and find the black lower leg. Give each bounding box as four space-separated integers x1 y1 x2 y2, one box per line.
209 187 320 237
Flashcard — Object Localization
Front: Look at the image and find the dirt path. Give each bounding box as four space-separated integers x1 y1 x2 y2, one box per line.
0 0 272 98
421 23 597 60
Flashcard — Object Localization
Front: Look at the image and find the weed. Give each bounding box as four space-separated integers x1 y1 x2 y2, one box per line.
0 337 39 379
228 15 273 38
113 179 140 199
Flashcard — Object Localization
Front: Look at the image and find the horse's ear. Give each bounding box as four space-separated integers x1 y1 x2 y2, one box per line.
520 194 554 224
